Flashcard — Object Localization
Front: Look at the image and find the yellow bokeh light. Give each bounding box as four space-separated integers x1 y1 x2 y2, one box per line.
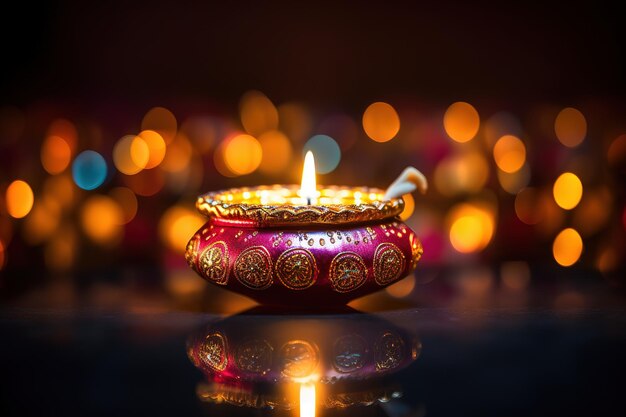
138 130 166 169
554 107 586 147
223 134 262 175
434 151 489 196
240 91 279 136
493 135 526 173
300 382 316 417
80 195 124 245
399 193 415 221
114 135 147 175
141 106 178 143
386 275 415 298
6 180 34 219
553 172 583 210
41 135 72 174
161 134 193 173
447 203 495 253
362 102 400 142
552 228 583 267
158 205 205 253
443 102 480 143
258 130 293 175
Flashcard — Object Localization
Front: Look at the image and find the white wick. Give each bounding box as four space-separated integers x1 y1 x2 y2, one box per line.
384 166 428 200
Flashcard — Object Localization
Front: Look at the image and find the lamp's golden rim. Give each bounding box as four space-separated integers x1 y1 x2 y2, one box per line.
196 185 404 226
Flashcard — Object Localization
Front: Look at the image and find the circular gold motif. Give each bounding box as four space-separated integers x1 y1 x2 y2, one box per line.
329 252 368 293
375 332 404 372
280 340 319 378
333 334 367 373
276 248 318 290
235 339 273 374
234 246 273 289
199 241 229 285
199 333 228 371
373 243 406 286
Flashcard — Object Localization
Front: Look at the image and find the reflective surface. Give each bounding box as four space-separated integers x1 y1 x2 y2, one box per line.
1 287 625 417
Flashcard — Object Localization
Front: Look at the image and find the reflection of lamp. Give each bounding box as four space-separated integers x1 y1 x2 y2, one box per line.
187 307 421 413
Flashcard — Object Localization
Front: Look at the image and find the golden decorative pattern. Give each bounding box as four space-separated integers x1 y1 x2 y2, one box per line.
373 243 406 286
408 233 424 270
196 185 404 226
235 339 273 374
185 233 201 271
199 241 229 285
375 332 404 372
333 334 367 373
199 333 228 371
234 246 273 289
276 248 318 290
329 252 368 293
280 340 319 378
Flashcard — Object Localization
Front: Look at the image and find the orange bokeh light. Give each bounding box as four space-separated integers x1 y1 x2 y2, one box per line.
6 180 34 219
443 102 480 143
362 102 400 142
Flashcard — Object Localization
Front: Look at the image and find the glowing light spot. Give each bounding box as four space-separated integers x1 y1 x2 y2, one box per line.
443 102 480 143
240 91 279 136
553 172 583 210
554 107 586 147
300 382 316 417
141 107 177 144
493 135 526 173
399 193 414 221
165 270 206 298
41 135 72 174
114 135 147 175
6 180 34 218
138 130 166 169
447 203 495 253
72 150 107 190
553 228 583 267
484 111 522 147
222 134 262 175
258 130 293 175
433 151 489 196
303 135 341 174
23 198 61 245
161 133 193 173
386 275 415 298
362 102 400 142
80 195 124 245
47 119 77 152
159 205 205 253
43 175 75 209
109 187 138 224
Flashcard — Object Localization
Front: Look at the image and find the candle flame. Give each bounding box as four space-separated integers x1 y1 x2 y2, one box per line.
300 151 317 204
300 382 316 417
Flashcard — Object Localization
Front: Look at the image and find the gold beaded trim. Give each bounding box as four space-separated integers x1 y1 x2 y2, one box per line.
234 246 273 290
196 185 404 226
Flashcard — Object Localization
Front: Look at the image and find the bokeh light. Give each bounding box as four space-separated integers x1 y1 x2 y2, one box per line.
497 163 531 194
303 134 341 174
278 103 312 143
553 228 583 267
239 91 279 136
41 136 72 174
434 151 489 196
43 175 75 209
113 135 148 175
493 135 526 173
443 102 480 143
141 107 178 143
447 203 495 253
484 111 523 147
554 107 586 147
80 195 124 246
553 172 583 210
159 205 205 253
572 187 612 236
386 275 415 298
5 180 34 219
362 102 400 142
399 193 415 221
138 130 166 169
223 134 263 175
23 197 61 245
258 130 293 175
72 150 107 190
161 134 193 173
109 187 138 224
47 119 77 152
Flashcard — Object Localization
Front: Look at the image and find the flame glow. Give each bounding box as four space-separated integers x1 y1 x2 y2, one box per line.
300 382 316 417
300 151 317 204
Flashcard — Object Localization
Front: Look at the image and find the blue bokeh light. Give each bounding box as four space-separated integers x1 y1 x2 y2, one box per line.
72 150 107 190
303 134 341 174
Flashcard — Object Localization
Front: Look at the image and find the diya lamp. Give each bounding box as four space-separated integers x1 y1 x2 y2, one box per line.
185 151 428 305
187 308 421 412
